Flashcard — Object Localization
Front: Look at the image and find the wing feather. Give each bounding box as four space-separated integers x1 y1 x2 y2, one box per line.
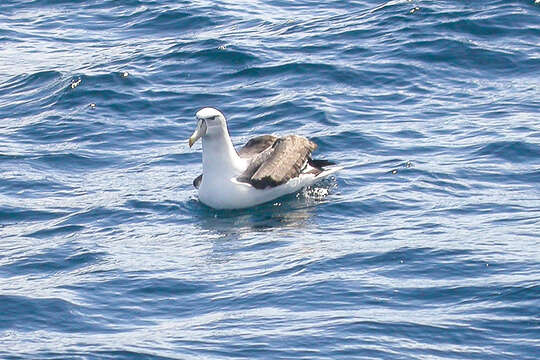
237 145 275 183
238 135 277 158
249 135 317 189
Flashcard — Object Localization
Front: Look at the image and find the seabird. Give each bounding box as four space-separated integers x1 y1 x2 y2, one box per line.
188 107 340 209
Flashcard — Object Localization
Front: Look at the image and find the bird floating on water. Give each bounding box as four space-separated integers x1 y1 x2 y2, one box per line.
188 107 340 209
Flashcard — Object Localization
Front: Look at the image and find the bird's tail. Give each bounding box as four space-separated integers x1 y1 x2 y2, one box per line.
309 159 336 168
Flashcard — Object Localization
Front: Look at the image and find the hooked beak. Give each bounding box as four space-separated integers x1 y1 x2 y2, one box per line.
188 119 207 148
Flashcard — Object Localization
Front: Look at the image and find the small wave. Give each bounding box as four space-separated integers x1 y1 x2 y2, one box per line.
1 247 103 275
474 140 540 163
25 224 85 239
0 71 65 115
32 152 117 172
0 207 68 224
127 10 216 33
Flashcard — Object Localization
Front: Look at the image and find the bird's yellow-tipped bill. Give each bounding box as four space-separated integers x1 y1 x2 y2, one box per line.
188 119 207 148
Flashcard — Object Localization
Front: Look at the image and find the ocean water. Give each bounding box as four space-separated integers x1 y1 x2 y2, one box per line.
1 0 539 358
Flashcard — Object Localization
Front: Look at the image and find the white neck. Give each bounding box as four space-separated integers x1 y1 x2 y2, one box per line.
202 124 245 177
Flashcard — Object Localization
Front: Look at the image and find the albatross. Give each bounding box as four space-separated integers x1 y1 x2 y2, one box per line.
188 107 340 209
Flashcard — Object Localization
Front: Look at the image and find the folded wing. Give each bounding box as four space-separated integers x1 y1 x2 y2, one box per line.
248 135 317 189
238 135 277 158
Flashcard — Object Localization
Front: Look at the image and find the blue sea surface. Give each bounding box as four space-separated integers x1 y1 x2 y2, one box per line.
1 0 539 358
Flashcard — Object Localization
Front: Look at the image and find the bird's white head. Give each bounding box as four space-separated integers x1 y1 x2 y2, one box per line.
189 107 227 148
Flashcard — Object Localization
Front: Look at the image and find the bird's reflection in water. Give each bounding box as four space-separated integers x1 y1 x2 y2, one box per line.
196 193 314 236
190 178 338 264
195 199 312 265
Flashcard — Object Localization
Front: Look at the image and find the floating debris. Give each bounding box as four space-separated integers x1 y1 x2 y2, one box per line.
71 78 81 89
391 169 398 174
405 161 413 168
89 103 96 109
410 7 420 14
121 71 129 78
217 44 227 50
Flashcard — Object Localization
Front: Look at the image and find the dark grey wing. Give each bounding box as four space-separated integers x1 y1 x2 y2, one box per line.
237 144 276 183
238 135 277 158
193 174 202 189
249 135 317 189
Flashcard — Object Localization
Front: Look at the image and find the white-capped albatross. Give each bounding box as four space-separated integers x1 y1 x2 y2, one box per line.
188 107 340 209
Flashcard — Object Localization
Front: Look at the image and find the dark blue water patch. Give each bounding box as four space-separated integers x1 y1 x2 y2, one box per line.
318 196 420 219
401 38 524 74
375 254 515 282
0 206 68 225
15 115 94 143
124 199 184 215
27 151 119 173
0 246 103 276
321 130 382 153
205 274 486 316
164 45 261 68
54 206 144 229
173 337 322 360
455 168 540 186
2 0 92 10
309 247 470 273
430 15 540 39
214 278 374 313
56 81 137 111
374 165 426 183
491 214 540 226
0 28 26 44
0 177 74 197
165 38 223 55
227 62 366 88
130 90 233 120
280 42 345 58
60 275 214 322
127 10 217 33
149 151 201 168
239 103 333 134
91 351 178 360
72 72 148 97
411 177 470 195
2 351 176 360
459 101 524 121
384 144 453 157
79 124 185 151
25 224 85 239
477 281 540 305
473 140 540 163
0 294 112 333
330 320 500 359
433 202 530 217
127 277 206 297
